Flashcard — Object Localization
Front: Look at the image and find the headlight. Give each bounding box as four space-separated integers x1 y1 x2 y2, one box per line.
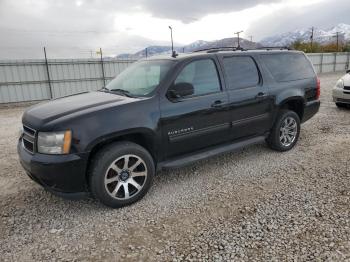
335 79 344 89
18 126 23 138
37 130 72 154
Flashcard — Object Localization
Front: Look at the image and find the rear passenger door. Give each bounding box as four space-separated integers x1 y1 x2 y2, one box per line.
220 55 273 140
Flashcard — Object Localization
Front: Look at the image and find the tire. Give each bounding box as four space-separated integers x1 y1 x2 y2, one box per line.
336 102 347 108
266 110 301 152
89 141 155 208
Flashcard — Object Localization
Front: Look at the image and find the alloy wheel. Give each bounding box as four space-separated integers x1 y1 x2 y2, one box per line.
104 154 147 200
279 116 298 147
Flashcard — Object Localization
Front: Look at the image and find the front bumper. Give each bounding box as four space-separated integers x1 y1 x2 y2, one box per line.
333 87 350 104
302 100 320 123
17 141 90 198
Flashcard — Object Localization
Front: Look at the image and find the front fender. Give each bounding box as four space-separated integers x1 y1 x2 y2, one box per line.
85 127 158 152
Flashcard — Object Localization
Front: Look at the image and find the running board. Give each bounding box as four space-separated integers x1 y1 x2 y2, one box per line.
158 136 266 170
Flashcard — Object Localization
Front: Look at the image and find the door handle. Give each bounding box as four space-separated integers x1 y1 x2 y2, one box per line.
211 100 223 108
255 92 267 99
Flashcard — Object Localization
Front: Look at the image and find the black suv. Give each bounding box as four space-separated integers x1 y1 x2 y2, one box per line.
18 49 320 208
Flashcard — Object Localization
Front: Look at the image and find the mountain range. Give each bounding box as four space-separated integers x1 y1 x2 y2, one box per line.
116 23 350 59
260 23 350 47
116 37 261 59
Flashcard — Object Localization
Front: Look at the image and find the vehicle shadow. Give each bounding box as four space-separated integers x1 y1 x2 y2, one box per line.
2 143 273 223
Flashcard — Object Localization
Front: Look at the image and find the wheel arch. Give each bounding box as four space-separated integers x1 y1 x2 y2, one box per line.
278 96 305 121
86 128 158 171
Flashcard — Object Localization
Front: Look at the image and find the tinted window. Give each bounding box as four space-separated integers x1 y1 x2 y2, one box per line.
175 59 221 96
260 53 314 82
223 56 260 90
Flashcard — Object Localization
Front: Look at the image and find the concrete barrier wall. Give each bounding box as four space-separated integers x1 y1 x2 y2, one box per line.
0 58 135 103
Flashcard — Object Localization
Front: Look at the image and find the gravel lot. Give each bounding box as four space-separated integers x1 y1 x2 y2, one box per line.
0 72 349 261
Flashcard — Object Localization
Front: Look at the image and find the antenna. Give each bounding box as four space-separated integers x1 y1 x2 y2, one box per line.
168 26 178 58
235 30 243 48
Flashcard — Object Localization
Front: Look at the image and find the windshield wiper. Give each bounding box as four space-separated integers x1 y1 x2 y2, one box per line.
109 88 135 97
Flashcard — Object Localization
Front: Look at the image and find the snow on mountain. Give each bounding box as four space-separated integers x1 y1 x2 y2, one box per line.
260 23 350 47
116 37 260 59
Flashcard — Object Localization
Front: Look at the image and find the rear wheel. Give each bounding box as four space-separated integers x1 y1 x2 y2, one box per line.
89 141 154 208
266 110 300 152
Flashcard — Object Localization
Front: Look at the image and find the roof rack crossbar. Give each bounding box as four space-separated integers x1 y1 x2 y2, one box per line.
256 46 292 50
193 46 246 53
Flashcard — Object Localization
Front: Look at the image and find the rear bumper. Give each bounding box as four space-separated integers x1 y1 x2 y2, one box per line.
17 141 89 198
302 100 320 123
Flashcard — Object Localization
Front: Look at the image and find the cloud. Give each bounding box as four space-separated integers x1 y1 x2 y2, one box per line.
247 0 350 40
0 0 348 58
0 0 160 58
0 0 282 58
139 0 281 23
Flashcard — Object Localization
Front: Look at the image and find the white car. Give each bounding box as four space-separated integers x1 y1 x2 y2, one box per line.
333 70 350 108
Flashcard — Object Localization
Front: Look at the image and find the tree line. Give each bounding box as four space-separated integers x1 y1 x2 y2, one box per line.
290 40 350 53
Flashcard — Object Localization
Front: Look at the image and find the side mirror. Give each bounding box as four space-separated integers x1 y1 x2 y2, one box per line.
346 69 350 74
168 82 194 99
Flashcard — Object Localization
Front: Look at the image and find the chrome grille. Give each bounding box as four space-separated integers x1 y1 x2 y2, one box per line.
22 125 36 154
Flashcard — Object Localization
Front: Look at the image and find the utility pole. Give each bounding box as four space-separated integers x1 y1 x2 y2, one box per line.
43 47 53 99
310 27 314 52
235 31 243 48
145 47 148 58
249 35 253 42
168 26 175 57
336 32 339 52
333 32 344 52
98 47 106 87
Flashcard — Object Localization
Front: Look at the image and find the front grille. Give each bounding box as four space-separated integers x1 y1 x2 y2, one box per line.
22 125 36 154
344 86 350 90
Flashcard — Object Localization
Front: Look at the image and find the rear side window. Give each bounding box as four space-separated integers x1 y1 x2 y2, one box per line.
223 56 260 90
175 59 221 96
260 53 314 82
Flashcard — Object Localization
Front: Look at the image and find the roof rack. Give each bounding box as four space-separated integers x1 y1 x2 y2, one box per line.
256 46 292 50
193 46 247 53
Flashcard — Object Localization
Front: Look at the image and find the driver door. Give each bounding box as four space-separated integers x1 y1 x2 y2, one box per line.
159 57 230 159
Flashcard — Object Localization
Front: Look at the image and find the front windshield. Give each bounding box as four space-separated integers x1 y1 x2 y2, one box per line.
106 60 174 96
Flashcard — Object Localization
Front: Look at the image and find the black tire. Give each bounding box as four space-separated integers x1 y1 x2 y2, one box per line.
89 141 155 208
266 110 301 152
336 102 347 108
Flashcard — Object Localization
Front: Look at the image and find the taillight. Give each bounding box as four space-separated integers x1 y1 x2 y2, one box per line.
316 77 320 99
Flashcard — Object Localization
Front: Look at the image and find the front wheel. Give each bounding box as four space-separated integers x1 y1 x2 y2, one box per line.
89 141 155 208
336 102 347 108
266 110 301 152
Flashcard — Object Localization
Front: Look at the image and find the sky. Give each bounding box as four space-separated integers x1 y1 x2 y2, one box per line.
0 0 349 59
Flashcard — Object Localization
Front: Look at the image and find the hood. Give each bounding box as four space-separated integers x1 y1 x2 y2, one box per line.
23 91 137 128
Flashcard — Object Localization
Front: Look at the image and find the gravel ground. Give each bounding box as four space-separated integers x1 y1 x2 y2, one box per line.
0 72 349 261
